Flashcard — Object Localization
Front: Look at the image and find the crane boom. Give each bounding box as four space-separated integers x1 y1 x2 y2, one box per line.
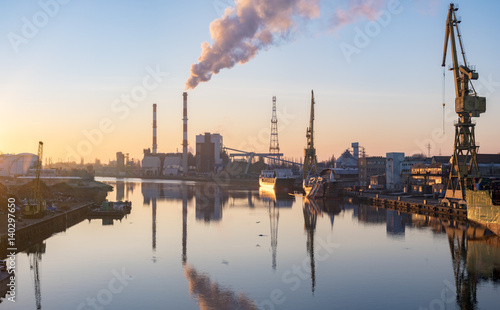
442 4 461 99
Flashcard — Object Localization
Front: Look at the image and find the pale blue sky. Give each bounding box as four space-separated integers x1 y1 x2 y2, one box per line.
1 0 499 162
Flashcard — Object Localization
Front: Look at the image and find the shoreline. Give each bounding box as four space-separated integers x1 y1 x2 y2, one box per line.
95 175 260 189
0 202 91 259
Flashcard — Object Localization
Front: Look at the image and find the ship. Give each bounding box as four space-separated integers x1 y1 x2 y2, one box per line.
303 168 343 199
466 179 500 236
259 169 296 193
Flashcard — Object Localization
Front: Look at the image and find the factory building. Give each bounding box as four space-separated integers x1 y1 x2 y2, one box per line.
0 153 38 177
410 162 449 195
196 133 223 173
142 149 162 176
401 154 429 190
116 152 125 170
476 154 500 177
358 156 386 187
335 149 358 169
142 149 183 177
386 152 405 190
409 154 500 196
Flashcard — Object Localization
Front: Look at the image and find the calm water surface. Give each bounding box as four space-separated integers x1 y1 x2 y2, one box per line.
2 178 499 309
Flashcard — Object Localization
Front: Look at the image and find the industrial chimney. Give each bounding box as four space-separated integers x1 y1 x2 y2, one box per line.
182 92 188 174
153 103 157 154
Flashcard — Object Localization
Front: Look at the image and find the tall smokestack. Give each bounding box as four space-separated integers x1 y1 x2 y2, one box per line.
182 92 188 174
153 104 157 154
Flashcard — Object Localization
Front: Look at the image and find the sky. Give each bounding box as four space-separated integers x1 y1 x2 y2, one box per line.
0 0 499 163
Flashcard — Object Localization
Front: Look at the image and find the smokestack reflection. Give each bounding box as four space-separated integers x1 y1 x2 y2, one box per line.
183 265 258 310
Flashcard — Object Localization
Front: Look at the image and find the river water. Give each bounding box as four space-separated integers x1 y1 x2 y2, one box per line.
2 177 499 309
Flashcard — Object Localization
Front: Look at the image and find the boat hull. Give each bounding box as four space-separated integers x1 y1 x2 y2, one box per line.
304 180 343 199
466 189 500 237
259 177 295 193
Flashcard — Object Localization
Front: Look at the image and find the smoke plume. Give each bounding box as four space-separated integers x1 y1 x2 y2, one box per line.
185 0 320 90
330 0 386 31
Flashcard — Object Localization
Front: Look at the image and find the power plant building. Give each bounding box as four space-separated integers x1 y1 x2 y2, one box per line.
142 149 183 177
196 133 223 173
141 102 184 176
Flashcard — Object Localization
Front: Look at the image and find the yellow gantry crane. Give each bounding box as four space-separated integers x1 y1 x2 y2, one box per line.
442 3 486 204
23 141 46 217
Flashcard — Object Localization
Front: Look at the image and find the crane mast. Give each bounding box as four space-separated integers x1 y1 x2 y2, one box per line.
302 90 318 179
34 141 43 209
442 3 486 203
23 141 46 217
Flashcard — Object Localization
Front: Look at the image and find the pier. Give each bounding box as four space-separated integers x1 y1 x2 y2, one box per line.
347 191 468 219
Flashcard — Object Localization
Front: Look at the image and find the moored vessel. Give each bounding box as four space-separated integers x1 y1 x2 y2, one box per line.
303 168 343 199
259 169 296 193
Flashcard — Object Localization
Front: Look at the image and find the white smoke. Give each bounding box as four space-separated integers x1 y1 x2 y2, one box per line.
330 0 387 31
185 0 320 90
186 0 410 89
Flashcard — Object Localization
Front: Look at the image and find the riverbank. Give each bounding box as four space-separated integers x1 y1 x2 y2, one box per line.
0 178 113 259
0 202 91 259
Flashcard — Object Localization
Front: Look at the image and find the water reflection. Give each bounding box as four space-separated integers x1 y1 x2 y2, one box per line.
195 185 226 222
183 264 258 310
5 179 499 309
106 179 138 202
138 180 500 308
313 199 342 229
180 184 258 309
386 210 410 236
182 185 187 265
116 180 124 201
303 198 321 294
259 188 295 270
152 196 157 255
444 221 500 310
26 242 45 310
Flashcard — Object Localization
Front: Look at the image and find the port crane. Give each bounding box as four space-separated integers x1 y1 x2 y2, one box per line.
441 3 486 205
22 141 46 217
302 90 318 179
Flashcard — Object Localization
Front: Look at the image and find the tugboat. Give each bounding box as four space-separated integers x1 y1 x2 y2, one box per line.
259 169 296 193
